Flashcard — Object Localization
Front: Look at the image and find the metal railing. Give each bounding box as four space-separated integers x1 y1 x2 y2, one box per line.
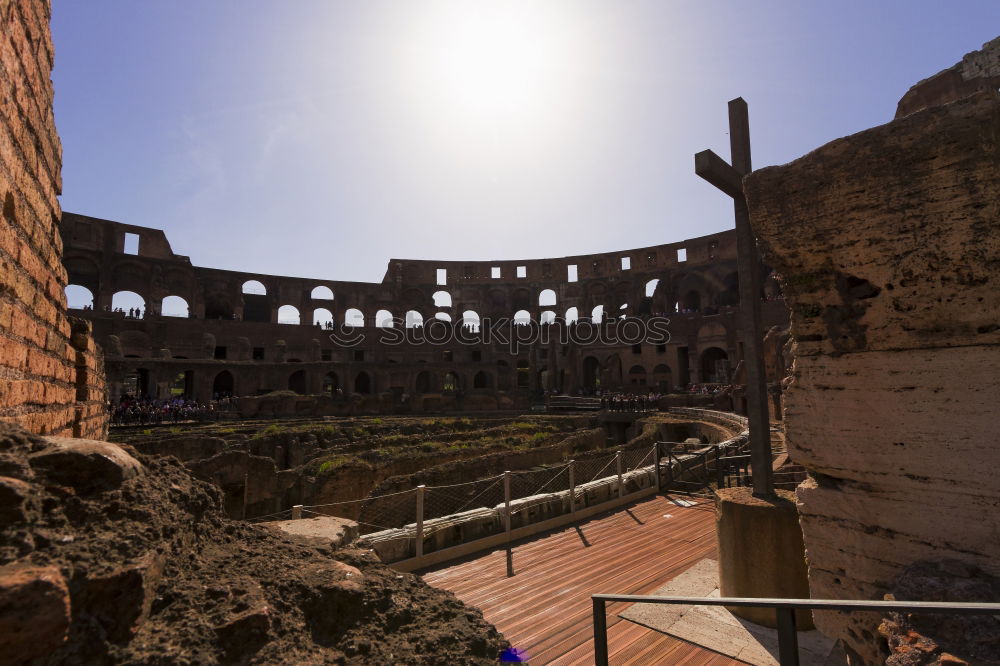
591 594 1000 666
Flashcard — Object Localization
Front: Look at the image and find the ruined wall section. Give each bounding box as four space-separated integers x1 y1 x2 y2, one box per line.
896 36 1000 118
744 88 1000 661
0 0 106 438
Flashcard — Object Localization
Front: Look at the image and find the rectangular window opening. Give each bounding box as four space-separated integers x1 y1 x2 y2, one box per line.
621 256 631 270
354 350 365 362
214 346 227 360
516 266 526 278
436 268 447 285
252 347 265 360
491 266 501 279
677 248 687 262
124 232 140 255
567 264 578 282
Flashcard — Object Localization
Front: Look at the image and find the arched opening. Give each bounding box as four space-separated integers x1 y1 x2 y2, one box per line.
700 347 730 383
123 368 150 398
415 371 432 393
653 364 672 391
628 365 647 386
288 369 307 394
241 280 267 295
511 289 531 311
323 372 339 396
538 289 556 307
313 307 334 327
681 290 701 312
513 309 531 325
719 272 740 306
582 356 600 390
112 290 146 316
212 370 234 398
540 310 556 325
242 282 270 322
462 310 480 332
406 310 424 328
645 279 660 298
443 371 459 392
516 360 530 388
277 305 300 324
435 312 452 322
204 293 234 320
344 308 365 327
375 309 394 328
65 284 94 310
354 371 372 394
161 295 189 317
311 285 334 300
565 306 579 324
473 371 491 389
591 305 604 324
433 290 452 307
169 370 194 398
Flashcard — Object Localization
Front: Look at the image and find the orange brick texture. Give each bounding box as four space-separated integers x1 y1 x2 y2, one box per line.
0 0 106 438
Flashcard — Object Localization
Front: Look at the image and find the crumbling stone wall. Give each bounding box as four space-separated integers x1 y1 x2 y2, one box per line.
0 0 106 438
744 39 1000 663
896 36 1000 118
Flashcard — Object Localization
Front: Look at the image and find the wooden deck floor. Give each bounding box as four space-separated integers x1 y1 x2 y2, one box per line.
419 494 743 665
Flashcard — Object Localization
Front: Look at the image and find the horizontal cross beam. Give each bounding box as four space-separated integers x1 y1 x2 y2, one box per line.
694 149 743 199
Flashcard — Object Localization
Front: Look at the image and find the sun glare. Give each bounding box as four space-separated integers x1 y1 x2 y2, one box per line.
423 8 552 118
396 2 588 133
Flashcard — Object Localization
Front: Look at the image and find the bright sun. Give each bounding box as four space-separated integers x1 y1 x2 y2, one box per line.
396 2 584 130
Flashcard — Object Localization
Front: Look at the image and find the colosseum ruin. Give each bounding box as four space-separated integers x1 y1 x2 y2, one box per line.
3 1 999 664
59 212 788 414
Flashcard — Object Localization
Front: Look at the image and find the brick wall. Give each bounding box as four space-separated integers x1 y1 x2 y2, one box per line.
0 0 106 438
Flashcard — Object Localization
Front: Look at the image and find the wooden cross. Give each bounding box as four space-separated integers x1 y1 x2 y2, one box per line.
695 97 774 499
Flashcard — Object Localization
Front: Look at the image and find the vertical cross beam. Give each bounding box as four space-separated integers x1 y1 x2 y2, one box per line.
695 97 774 499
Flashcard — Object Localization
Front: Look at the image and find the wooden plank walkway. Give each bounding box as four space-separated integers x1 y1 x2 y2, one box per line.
419 494 744 665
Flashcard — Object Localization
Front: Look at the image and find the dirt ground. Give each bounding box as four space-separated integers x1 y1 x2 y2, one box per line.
0 423 507 665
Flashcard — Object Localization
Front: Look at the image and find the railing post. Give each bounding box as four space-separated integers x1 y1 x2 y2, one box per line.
775 607 800 665
568 460 576 516
593 597 609 666
653 443 661 492
504 471 513 577
667 447 674 489
616 450 623 499
291 504 303 520
415 485 425 559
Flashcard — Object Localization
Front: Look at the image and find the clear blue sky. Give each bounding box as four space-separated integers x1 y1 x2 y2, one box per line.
52 1 1000 283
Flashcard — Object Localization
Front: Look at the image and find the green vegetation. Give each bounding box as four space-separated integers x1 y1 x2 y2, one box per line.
251 423 287 439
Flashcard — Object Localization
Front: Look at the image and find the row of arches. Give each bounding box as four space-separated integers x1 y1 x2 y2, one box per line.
241 281 336 301
70 287 648 328
200 368 500 398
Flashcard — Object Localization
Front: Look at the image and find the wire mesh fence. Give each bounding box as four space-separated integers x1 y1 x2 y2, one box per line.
299 445 664 536
422 475 505 522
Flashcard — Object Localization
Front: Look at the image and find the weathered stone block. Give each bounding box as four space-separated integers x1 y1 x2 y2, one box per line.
0 564 70 662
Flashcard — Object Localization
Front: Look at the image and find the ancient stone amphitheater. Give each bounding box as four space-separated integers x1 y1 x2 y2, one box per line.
2 1 999 663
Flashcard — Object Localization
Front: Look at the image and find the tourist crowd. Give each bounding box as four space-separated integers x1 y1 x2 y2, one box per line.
598 391 664 412
109 396 237 426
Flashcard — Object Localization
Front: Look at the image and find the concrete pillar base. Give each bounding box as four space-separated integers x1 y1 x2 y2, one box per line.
715 486 813 629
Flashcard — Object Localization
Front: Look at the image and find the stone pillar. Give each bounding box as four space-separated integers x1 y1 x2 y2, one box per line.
715 487 812 629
